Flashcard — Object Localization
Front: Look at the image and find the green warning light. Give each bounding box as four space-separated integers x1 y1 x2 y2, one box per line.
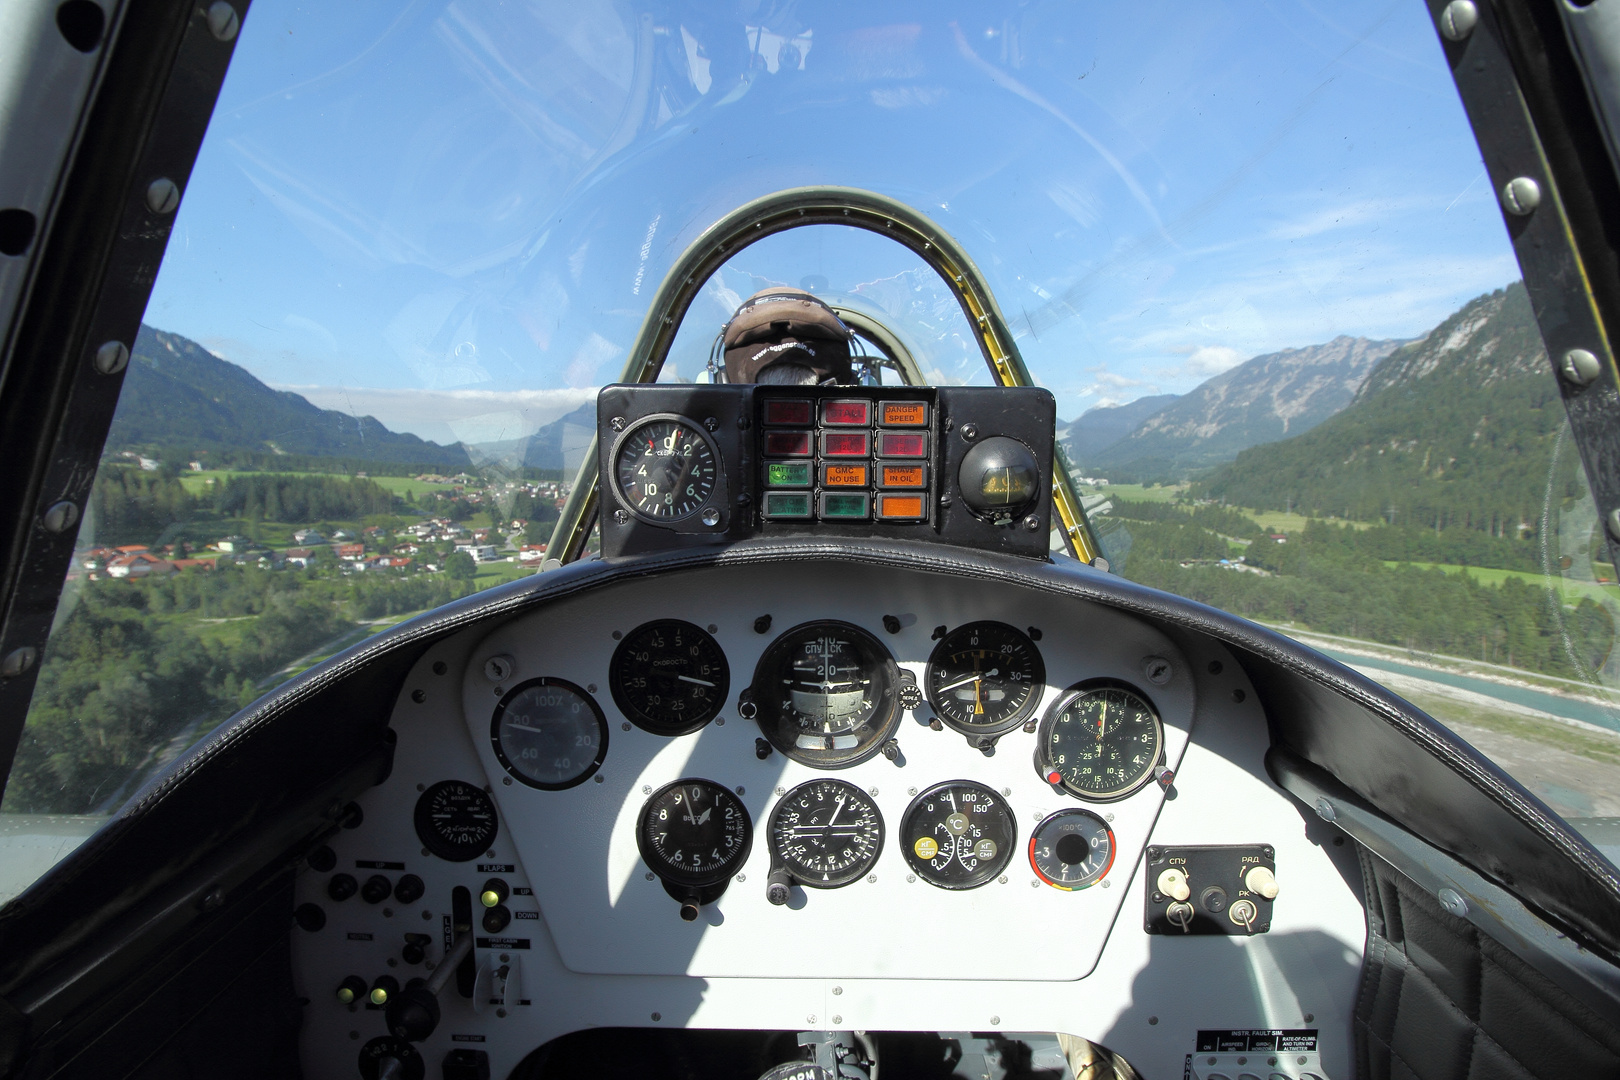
763 492 813 519
766 461 811 487
819 493 870 520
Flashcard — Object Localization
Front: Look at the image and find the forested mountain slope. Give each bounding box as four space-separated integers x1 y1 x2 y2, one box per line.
106 325 472 468
1199 283 1575 536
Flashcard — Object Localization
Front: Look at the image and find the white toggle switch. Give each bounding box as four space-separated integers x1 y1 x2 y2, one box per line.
1157 867 1191 901
1245 865 1279 899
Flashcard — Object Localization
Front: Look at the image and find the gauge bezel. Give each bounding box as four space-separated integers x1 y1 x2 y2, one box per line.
489 677 609 790
608 412 724 525
1028 808 1116 891
412 779 499 862
609 619 730 736
899 780 1018 890
1034 678 1165 802
748 619 902 769
636 778 754 888
924 620 1047 736
767 779 885 889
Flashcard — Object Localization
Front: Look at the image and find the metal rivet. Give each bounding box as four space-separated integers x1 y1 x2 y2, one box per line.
93 340 129 374
1438 888 1469 917
1 647 37 678
206 1 240 41
1439 0 1478 41
145 178 180 215
1560 348 1602 387
1314 797 1337 822
594 774 604 784
41 501 79 533
1501 176 1541 216
1148 1016 1159 1025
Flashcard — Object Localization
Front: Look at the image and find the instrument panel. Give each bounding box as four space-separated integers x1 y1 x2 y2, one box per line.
451 561 1196 981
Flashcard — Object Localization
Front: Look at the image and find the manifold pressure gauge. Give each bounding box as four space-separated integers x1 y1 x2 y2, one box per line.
1036 680 1164 801
767 779 884 893
1029 809 1115 890
611 414 721 524
637 778 753 917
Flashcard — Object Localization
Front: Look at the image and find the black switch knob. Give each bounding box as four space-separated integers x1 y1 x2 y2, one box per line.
766 867 792 907
385 981 441 1043
481 905 511 934
1200 885 1229 914
361 875 392 904
755 738 772 760
336 975 369 1004
294 903 326 931
393 874 424 904
307 845 337 872
327 874 358 902
401 934 431 965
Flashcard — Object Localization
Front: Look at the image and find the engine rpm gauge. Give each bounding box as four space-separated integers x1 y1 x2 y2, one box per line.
768 779 884 889
1036 681 1164 801
611 414 720 522
749 621 901 768
490 678 608 790
900 781 1017 890
637 779 753 891
1029 809 1116 890
925 621 1045 735
610 620 729 736
413 779 498 862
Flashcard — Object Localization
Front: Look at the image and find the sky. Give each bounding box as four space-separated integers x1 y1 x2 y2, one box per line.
139 0 1520 442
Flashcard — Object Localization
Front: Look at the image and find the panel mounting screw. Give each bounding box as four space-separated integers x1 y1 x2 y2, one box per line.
206 1 240 41
1560 348 1602 387
1438 0 1477 41
484 655 513 682
610 416 627 432
1501 176 1541 216
145 177 180 215
1438 888 1469 917
960 423 979 441
93 340 129 374
1314 797 1337 822
1024 515 1041 531
1142 656 1172 685
704 416 719 431
701 507 721 527
614 509 630 525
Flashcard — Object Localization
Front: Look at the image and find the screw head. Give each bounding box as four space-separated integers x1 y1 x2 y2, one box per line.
1142 656 1173 685
206 1 240 40
93 340 129 374
643 786 652 795
832 986 842 995
614 509 630 525
1560 348 1602 387
145 177 180 214
701 507 721 527
704 416 719 431
484 656 513 682
1437 887 1469 918
831 1015 842 1025
610 416 627 432
1439 0 1478 40
960 423 979 441
1024 515 1041 531
1314 797 1337 822
989 1015 1000 1026
1501 176 1541 216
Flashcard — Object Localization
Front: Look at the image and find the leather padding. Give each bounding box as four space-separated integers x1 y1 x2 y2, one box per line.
1 537 1615 1000
1356 851 1620 1078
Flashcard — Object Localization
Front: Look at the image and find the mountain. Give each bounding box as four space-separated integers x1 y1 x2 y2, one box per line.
106 325 471 467
1087 336 1403 479
1199 282 1574 531
466 403 598 471
1059 394 1179 460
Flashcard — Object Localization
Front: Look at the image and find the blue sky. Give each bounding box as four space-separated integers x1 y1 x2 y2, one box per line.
140 0 1519 443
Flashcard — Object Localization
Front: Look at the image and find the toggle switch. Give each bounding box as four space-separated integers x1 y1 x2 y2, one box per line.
1244 865 1279 899
360 875 392 904
336 975 368 1004
1156 867 1191 901
480 878 509 909
369 975 399 1006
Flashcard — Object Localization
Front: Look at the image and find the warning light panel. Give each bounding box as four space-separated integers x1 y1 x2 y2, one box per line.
821 431 870 457
879 401 928 426
875 431 927 457
821 463 868 487
877 494 926 520
763 492 813 519
763 399 813 426
880 464 926 488
819 492 870 520
763 431 814 457
822 399 871 426
766 461 812 487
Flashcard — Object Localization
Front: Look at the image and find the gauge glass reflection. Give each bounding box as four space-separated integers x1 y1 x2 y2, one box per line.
490 678 608 790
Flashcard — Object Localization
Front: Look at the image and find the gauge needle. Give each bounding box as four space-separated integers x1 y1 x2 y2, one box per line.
505 723 549 734
695 808 712 825
936 668 999 694
1097 698 1107 742
827 795 846 831
677 675 716 687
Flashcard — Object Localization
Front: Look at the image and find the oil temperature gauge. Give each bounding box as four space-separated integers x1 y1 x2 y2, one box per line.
900 781 1017 890
1029 809 1115 890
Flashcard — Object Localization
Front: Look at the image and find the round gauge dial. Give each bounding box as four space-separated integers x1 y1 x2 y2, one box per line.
636 779 753 888
1036 681 1165 801
925 621 1046 735
768 779 884 889
609 620 729 736
413 779 499 862
900 781 1017 890
1029 809 1116 890
749 621 901 768
490 678 608 790
611 415 720 522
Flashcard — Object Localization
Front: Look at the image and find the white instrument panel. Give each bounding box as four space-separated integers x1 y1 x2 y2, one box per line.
292 558 1368 1080
461 562 1192 982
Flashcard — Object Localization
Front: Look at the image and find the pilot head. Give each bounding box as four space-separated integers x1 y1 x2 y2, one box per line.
720 288 855 385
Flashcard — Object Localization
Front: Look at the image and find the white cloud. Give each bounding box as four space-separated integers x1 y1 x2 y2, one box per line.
1179 345 1244 377
271 384 599 445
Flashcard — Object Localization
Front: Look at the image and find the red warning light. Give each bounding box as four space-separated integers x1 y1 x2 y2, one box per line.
1046 771 1063 785
822 400 871 426
821 431 870 457
763 399 813 425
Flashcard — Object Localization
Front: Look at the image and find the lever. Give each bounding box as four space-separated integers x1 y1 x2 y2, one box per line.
385 932 476 1042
